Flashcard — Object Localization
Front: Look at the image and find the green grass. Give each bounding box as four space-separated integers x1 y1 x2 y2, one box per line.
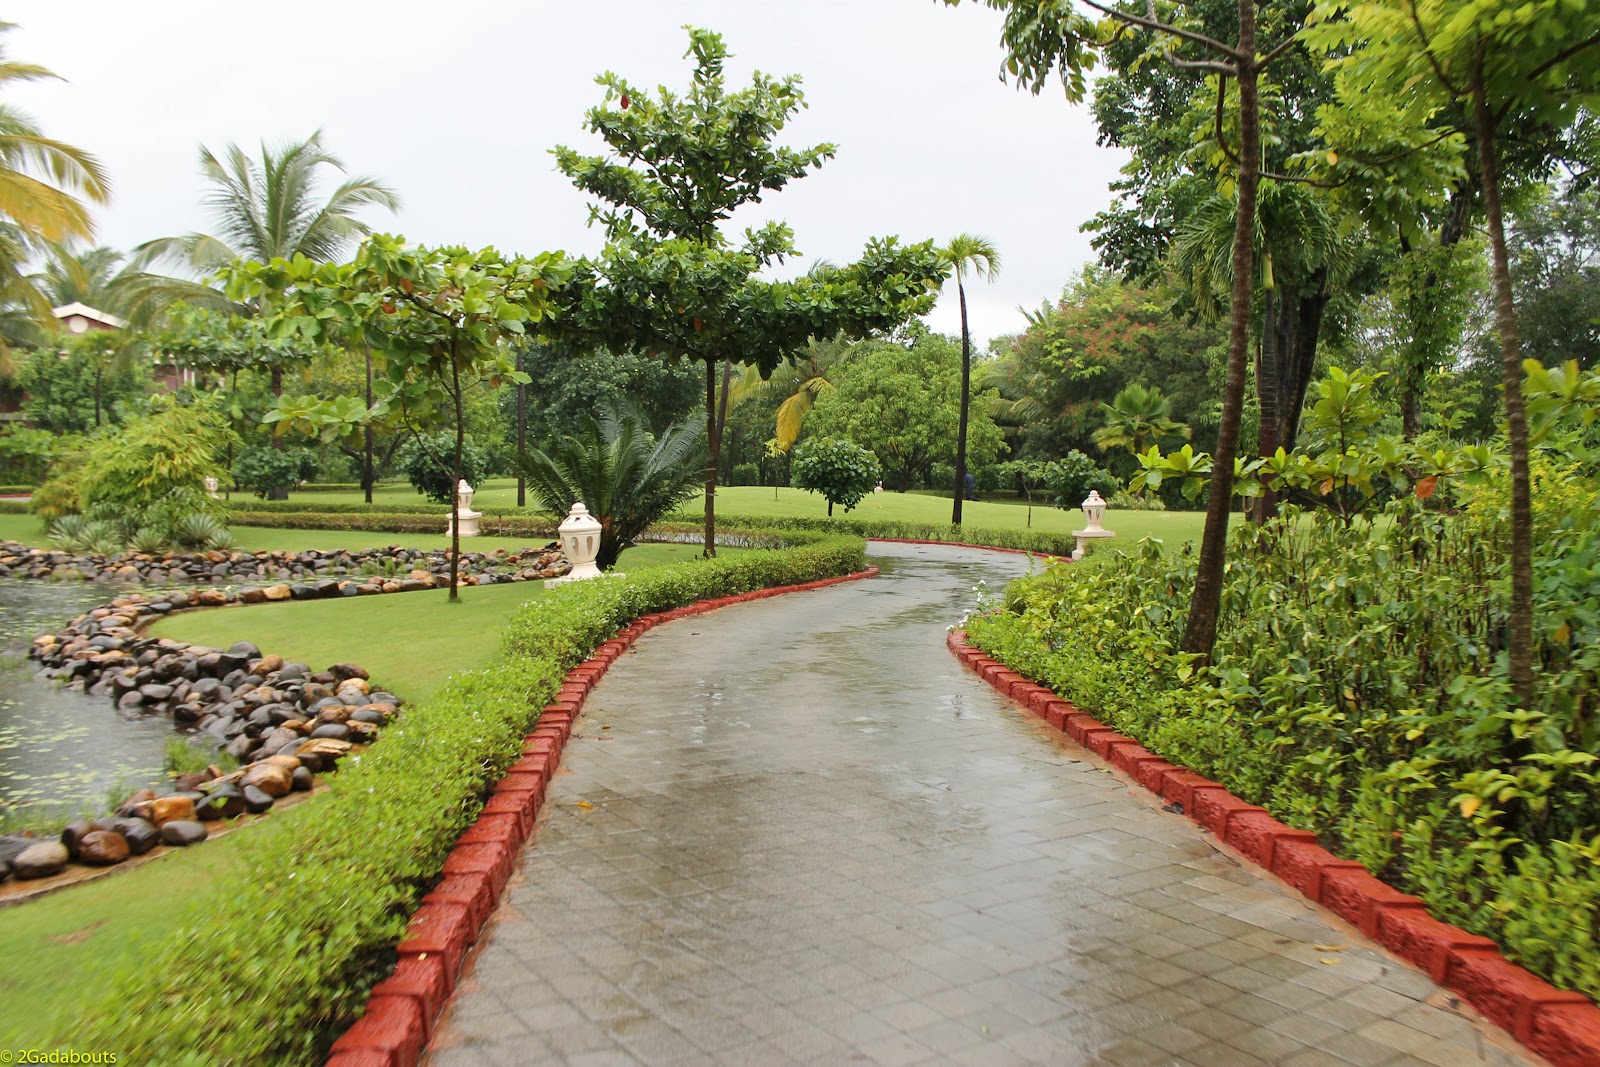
147 543 725 702
0 512 47 548
0 818 246 1043
284 479 1208 546
0 540 733 1041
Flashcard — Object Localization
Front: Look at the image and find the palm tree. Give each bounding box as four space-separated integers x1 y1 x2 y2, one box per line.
0 23 109 251
1091 383 1191 456
137 130 399 278
0 23 111 383
941 234 1000 526
518 403 705 571
730 333 850 453
34 241 226 327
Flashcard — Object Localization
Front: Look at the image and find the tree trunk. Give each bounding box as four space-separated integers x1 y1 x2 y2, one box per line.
516 347 527 510
1180 21 1260 661
269 365 289 500
953 277 972 526
448 347 464 602
1250 289 1280 523
1473 74 1534 710
1401 188 1475 440
703 358 719 558
364 346 375 505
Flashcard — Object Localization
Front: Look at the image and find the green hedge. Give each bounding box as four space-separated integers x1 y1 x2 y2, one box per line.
0 484 33 496
72 533 867 1063
0 499 28 515
966 505 1600 1003
229 503 1076 556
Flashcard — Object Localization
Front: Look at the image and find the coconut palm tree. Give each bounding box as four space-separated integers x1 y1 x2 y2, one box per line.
518 403 705 571
0 23 111 383
941 234 1000 526
34 241 226 327
729 333 850 453
137 130 399 278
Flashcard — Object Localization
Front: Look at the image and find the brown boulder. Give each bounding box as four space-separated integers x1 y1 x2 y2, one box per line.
249 654 285 675
150 795 196 826
262 585 292 601
315 705 352 725
241 763 293 799
78 831 130 866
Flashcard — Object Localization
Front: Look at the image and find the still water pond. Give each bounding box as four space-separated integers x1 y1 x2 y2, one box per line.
0 580 177 825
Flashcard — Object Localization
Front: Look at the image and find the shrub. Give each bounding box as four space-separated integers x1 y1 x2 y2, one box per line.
400 432 488 504
233 445 318 498
72 532 868 1062
1042 449 1117 511
967 501 1600 1001
791 438 881 516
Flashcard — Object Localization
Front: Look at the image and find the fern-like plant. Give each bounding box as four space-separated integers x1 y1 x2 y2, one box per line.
517 403 704 570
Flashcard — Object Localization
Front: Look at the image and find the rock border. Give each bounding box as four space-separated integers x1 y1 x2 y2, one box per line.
324 565 883 1067
946 625 1600 1067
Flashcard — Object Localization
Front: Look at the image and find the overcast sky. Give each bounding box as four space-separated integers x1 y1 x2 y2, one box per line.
7 0 1127 346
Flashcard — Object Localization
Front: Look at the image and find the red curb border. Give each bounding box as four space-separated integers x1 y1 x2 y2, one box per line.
947 624 1600 1067
326 563 881 1067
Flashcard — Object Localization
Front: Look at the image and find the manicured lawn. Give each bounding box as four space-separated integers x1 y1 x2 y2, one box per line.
0 817 247 1044
0 512 47 548
149 542 720 702
283 479 1209 547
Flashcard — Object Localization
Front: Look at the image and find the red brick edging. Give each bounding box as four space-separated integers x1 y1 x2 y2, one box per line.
325 565 882 1067
946 625 1600 1067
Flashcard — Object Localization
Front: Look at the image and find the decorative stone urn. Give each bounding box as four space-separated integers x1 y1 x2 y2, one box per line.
545 502 613 587
447 480 482 538
203 476 221 499
1071 489 1116 561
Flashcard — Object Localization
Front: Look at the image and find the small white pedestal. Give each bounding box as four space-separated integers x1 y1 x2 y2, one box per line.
447 479 482 538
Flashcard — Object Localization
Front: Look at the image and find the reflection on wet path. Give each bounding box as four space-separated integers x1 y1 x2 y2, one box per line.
427 543 1533 1067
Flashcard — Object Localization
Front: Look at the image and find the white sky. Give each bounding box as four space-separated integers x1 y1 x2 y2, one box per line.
6 0 1127 346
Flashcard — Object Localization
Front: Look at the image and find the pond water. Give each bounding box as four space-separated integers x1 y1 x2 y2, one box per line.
0 580 180 828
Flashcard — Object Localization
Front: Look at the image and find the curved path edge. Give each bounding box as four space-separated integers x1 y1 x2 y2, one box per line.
324 564 882 1067
947 624 1600 1067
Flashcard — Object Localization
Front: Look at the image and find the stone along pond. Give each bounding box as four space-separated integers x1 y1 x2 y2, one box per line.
0 580 182 829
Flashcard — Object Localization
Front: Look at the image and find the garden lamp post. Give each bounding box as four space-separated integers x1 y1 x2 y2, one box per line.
1072 489 1115 561
546 501 607 587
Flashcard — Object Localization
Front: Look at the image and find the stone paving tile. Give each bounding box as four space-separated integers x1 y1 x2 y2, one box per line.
424 544 1542 1067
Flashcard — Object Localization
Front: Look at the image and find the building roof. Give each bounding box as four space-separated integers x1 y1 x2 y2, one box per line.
52 302 128 330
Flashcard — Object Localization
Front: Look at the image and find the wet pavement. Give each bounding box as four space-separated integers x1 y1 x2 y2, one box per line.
425 542 1537 1067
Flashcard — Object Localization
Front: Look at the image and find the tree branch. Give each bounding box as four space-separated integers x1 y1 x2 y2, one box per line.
1408 0 1464 98
1078 0 1246 60
1524 28 1600 84
1259 34 1300 68
1166 50 1236 74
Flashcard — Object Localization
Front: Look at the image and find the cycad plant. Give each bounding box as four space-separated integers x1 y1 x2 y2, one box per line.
518 404 705 570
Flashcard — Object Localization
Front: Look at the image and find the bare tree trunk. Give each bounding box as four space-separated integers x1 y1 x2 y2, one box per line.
953 278 972 527
449 347 464 601
364 345 375 505
1180 9 1260 660
269 366 289 500
1473 74 1534 709
1251 289 1279 523
516 348 527 510
703 358 719 558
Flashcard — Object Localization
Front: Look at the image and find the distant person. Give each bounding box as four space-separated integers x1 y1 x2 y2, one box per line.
964 471 978 500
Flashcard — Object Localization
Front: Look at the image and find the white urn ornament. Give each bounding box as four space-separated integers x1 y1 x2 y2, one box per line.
446 479 482 537
546 502 613 587
1071 489 1115 561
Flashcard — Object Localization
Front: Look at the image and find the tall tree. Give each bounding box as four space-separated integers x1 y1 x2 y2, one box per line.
1305 0 1600 708
956 0 1307 658
552 27 945 555
942 234 1001 525
1092 382 1191 456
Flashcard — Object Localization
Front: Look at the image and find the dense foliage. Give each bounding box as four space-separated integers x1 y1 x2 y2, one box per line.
969 477 1600 998
70 533 868 1062
400 432 489 505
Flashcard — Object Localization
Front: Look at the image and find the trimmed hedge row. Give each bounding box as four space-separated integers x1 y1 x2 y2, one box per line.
0 484 33 496
0 499 27 515
70 533 868 1064
229 503 1076 556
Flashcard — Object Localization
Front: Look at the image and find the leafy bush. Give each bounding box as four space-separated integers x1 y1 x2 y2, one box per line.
171 513 233 551
0 426 75 485
967 499 1600 1000
791 437 881 516
233 445 318 498
1043 449 1117 511
400 432 488 504
72 532 868 1062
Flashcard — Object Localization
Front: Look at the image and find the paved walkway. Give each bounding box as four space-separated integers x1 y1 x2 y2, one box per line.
425 543 1537 1067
